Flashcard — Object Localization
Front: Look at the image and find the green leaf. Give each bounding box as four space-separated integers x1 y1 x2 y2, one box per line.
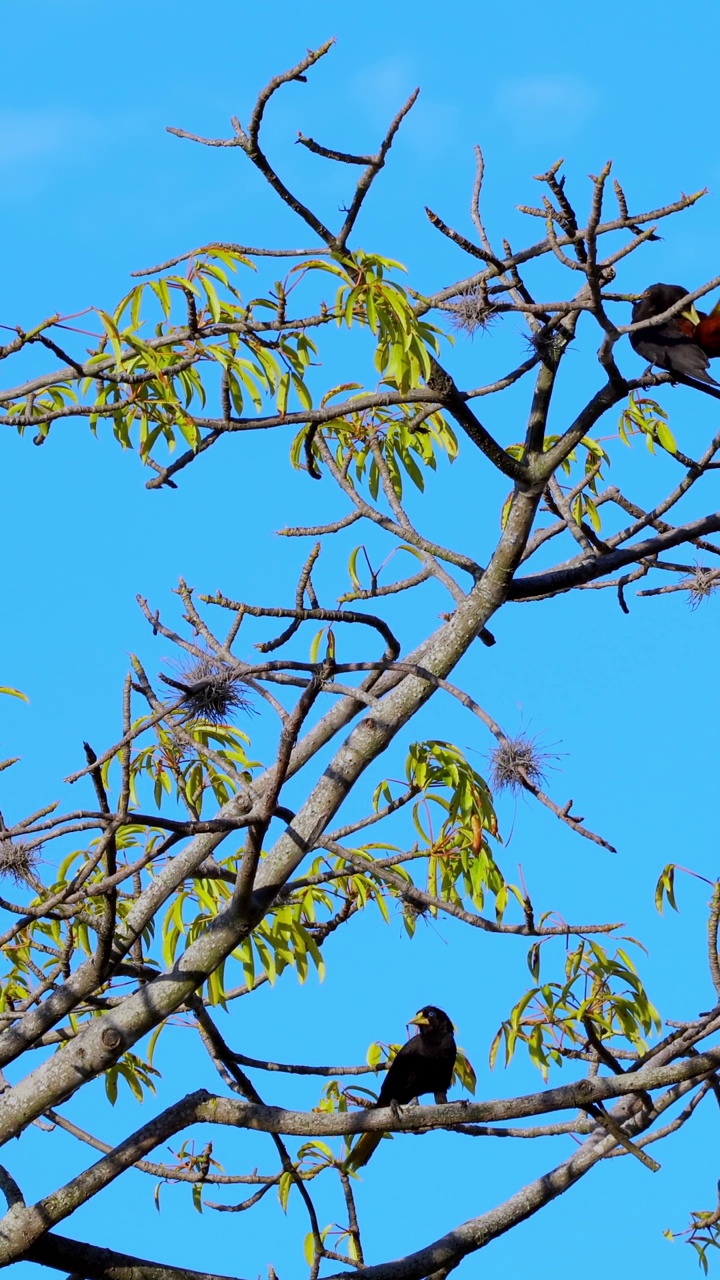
654 864 678 914
291 372 312 411
454 1047 477 1094
656 420 677 453
146 1022 166 1068
309 627 328 663
150 278 172 318
0 686 29 703
104 1067 118 1106
303 1231 316 1266
278 1170 293 1212
366 1040 383 1070
96 309 124 364
277 372 290 416
348 546 363 589
488 1026 503 1069
584 495 602 532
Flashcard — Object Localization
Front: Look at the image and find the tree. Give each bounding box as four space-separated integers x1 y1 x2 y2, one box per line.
1 37 720 1280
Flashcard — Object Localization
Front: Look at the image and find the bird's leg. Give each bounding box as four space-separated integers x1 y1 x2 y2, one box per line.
434 1090 448 1105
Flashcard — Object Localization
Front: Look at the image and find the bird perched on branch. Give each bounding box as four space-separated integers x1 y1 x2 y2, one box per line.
345 1005 457 1170
629 283 718 387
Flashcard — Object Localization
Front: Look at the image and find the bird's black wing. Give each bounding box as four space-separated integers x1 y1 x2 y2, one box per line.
631 324 718 385
376 1032 455 1106
376 1034 427 1106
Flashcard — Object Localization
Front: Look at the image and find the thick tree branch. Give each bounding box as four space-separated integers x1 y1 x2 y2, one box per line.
27 1233 248 1280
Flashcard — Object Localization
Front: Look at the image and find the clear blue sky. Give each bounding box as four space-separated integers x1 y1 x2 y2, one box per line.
2 3 720 1278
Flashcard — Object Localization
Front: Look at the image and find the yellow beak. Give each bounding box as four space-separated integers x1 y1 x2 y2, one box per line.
408 1013 429 1027
682 305 701 325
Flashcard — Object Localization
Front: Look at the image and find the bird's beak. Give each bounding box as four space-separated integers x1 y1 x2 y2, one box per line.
682 305 701 325
408 1013 429 1027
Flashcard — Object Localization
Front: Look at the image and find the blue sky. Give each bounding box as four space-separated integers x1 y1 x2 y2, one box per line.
2 3 720 1278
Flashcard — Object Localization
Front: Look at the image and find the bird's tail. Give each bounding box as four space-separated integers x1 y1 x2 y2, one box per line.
672 370 720 397
344 1130 385 1171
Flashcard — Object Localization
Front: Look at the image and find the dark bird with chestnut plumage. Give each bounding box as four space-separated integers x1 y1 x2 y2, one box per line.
629 283 718 387
345 1005 457 1171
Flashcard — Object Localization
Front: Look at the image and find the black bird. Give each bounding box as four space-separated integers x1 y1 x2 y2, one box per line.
345 1006 457 1170
630 282 718 387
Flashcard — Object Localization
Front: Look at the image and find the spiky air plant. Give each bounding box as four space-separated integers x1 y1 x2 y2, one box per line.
445 287 497 338
528 324 567 364
161 655 253 725
490 734 552 796
687 566 720 611
0 838 40 887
